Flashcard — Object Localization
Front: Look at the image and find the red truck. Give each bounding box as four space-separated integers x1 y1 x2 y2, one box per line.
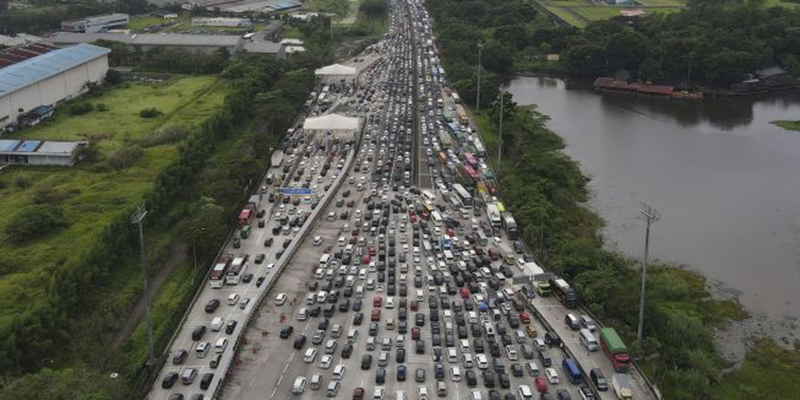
600 328 631 372
238 194 261 227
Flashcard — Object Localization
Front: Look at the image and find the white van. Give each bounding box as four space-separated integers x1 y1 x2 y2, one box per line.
292 377 307 394
460 339 471 353
348 328 359 343
211 317 224 332
462 353 474 368
317 291 328 303
366 278 376 290
215 338 229 353
298 308 309 321
196 341 210 358
580 328 599 352
333 364 347 380
306 293 316 305
320 253 331 267
518 384 534 399
359 269 368 280
326 381 340 397
356 285 365 298
468 311 478 324
416 290 424 301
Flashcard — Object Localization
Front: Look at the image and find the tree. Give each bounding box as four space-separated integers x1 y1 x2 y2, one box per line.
5 205 64 242
605 28 648 71
565 44 607 76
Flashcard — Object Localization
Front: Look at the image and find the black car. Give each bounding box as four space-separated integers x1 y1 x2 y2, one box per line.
511 363 524 377
396 348 406 363
256 276 266 287
342 343 354 358
498 372 510 389
416 339 425 354
397 365 407 381
172 349 188 365
376 368 386 384
225 320 238 334
204 299 220 313
361 354 373 370
434 363 445 380
162 372 179 389
293 335 306 349
280 326 294 339
353 312 364 326
264 237 274 247
415 313 425 327
255 254 266 264
192 326 206 341
483 370 495 388
466 370 477 386
242 273 254 283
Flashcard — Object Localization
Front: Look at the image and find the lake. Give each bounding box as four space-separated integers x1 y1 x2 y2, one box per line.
508 76 800 334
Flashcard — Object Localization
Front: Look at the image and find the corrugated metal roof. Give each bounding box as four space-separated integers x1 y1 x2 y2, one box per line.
17 140 41 152
52 32 241 47
37 141 80 154
0 139 20 152
0 43 110 95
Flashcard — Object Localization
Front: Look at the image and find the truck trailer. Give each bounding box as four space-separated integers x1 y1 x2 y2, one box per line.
612 373 633 400
600 328 630 372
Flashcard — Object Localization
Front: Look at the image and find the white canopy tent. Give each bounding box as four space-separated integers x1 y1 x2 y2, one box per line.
303 113 361 141
315 63 357 84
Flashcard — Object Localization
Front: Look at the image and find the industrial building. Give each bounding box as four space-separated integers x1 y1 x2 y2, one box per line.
0 43 110 131
191 17 253 28
49 33 285 57
61 13 130 33
0 139 87 166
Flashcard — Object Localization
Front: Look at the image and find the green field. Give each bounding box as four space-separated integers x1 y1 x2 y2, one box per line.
0 76 228 324
540 0 686 27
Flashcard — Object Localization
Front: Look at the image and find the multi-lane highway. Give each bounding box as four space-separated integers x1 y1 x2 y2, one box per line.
147 0 659 400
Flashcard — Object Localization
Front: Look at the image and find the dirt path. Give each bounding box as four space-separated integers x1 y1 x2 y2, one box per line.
110 242 187 349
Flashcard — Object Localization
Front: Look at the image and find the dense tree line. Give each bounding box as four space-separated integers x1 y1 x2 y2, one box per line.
98 41 232 74
558 4 800 86
0 0 148 35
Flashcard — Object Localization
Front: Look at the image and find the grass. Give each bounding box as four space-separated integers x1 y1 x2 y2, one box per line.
127 16 167 31
763 0 800 7
773 120 800 131
0 76 228 325
711 338 800 400
545 6 588 27
305 0 351 16
539 0 687 27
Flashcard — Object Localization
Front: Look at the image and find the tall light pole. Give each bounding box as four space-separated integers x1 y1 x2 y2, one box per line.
636 203 660 355
191 227 205 287
131 205 156 366
476 42 483 112
497 90 504 177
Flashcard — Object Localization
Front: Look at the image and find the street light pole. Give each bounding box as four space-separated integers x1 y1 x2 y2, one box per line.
476 42 483 112
131 205 156 366
636 203 660 355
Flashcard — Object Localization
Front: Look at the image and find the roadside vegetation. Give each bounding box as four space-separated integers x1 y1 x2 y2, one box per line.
773 120 800 132
0 0 147 34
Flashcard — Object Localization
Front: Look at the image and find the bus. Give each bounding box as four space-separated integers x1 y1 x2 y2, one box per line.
422 190 436 203
463 152 478 168
431 211 443 226
452 183 473 207
226 256 249 285
209 255 233 288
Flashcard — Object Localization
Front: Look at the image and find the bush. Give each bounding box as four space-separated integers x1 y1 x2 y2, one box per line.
141 126 189 147
107 146 143 170
105 69 123 85
69 103 94 115
139 108 162 118
12 173 32 188
5 204 64 242
96 103 109 112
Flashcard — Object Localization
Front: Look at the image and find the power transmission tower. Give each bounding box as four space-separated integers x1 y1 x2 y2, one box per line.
636 202 660 355
131 205 156 366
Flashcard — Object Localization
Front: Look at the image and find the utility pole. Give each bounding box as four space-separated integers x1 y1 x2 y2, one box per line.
498 90 504 177
131 205 156 366
476 42 483 112
191 227 205 287
636 203 660 356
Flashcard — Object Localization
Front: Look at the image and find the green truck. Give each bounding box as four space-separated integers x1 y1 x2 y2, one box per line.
600 328 630 372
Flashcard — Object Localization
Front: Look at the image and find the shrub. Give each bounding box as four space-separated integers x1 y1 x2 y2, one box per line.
69 103 95 115
12 174 32 188
138 108 162 118
141 126 189 147
5 204 64 242
107 146 143 170
96 103 109 112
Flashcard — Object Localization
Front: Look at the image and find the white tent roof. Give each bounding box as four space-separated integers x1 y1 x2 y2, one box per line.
315 63 356 76
303 114 360 131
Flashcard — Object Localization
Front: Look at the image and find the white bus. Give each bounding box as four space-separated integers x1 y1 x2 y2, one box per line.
431 211 443 226
452 183 473 206
226 256 249 285
209 255 233 288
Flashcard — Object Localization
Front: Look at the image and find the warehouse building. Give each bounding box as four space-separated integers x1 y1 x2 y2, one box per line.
61 13 130 33
191 17 253 28
50 33 285 57
0 139 87 166
0 43 110 131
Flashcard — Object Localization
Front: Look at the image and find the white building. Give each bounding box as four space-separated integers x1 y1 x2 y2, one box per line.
191 17 253 28
0 43 110 130
0 139 87 166
303 113 361 142
61 13 130 33
315 63 357 85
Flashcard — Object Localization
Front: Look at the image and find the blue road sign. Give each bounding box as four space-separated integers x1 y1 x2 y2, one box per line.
281 187 314 195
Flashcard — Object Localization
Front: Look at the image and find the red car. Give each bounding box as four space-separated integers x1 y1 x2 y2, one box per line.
352 229 360 237
353 387 365 400
520 312 531 324
362 254 370 265
369 246 376 256
410 300 418 311
460 288 470 299
373 296 382 308
371 309 381 322
410 215 417 224
446 228 455 236
411 327 420 340
535 376 548 393
399 298 407 309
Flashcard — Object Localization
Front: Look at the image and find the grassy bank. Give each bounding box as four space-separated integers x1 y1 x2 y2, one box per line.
470 104 800 399
0 76 226 326
773 120 800 131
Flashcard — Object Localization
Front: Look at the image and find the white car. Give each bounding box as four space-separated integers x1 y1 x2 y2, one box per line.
451 367 461 382
304 348 317 363
227 293 240 306
545 367 559 384
319 355 333 369
476 354 488 370
275 293 288 305
470 389 483 400
314 236 324 246
418 386 429 400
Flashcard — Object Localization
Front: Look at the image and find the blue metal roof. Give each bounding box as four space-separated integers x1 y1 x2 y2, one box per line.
0 43 110 95
17 140 41 152
0 139 19 152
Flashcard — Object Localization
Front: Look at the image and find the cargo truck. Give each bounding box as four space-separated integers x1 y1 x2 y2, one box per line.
600 328 630 372
522 262 551 297
503 214 518 241
612 373 633 400
487 203 502 230
271 149 284 168
238 194 261 228
497 242 515 265
550 278 578 309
